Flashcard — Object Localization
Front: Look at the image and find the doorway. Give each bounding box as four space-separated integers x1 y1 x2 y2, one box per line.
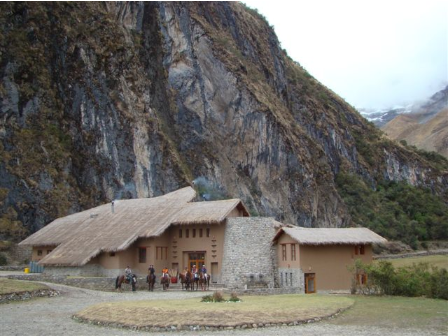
188 252 205 271
305 273 316 293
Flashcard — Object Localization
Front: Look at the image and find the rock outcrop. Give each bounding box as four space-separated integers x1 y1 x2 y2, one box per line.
0 2 447 240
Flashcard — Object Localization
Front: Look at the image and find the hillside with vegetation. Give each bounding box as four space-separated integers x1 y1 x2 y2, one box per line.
0 2 447 251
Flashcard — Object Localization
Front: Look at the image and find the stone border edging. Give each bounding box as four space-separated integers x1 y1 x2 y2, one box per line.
72 303 353 332
0 288 60 304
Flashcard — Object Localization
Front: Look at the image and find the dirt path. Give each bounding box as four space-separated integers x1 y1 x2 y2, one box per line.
0 282 443 336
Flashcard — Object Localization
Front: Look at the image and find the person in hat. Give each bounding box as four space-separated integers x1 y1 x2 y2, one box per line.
125 265 132 282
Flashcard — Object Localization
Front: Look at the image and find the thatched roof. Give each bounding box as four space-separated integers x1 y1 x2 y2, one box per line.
273 226 387 245
19 187 248 266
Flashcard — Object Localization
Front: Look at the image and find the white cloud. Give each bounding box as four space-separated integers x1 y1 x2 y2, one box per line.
242 0 447 108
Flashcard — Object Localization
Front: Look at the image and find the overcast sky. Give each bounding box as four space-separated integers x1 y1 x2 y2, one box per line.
242 0 447 109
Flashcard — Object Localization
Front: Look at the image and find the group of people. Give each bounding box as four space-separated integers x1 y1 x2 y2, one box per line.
124 264 208 280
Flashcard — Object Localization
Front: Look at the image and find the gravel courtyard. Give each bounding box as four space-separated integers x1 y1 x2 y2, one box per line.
0 280 444 336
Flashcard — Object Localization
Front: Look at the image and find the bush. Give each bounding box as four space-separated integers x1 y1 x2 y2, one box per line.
351 260 447 299
0 253 7 266
229 292 241 302
201 294 213 302
212 291 225 302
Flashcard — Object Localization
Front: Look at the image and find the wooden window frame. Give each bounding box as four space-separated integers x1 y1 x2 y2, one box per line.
206 228 210 237
179 229 182 238
37 250 42 256
199 228 203 237
290 244 296 261
192 229 196 238
281 244 287 261
186 229 189 238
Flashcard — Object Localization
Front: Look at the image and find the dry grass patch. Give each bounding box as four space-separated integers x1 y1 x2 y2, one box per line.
74 294 353 328
379 255 448 270
330 295 448 333
0 278 49 295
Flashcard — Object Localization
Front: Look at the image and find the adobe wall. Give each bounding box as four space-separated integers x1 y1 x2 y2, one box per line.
221 218 278 289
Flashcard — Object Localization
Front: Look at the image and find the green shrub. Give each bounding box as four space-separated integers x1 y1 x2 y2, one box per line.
351 260 447 300
201 294 213 302
0 253 7 266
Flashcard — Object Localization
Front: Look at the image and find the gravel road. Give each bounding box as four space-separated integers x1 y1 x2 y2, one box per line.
0 281 444 336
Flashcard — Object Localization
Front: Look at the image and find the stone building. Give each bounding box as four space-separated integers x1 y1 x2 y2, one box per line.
20 187 386 291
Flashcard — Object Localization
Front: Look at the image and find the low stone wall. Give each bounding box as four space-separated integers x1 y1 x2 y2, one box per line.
5 274 136 291
223 287 301 296
0 288 60 304
0 265 27 271
374 249 448 260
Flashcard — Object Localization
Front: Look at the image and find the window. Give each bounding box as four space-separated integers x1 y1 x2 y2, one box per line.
290 244 296 261
192 229 196 238
47 250 52 255
37 250 42 256
139 247 146 263
281 244 287 261
199 228 203 237
109 252 115 257
156 246 168 260
206 228 210 237
179 229 182 238
355 245 365 255
186 229 189 238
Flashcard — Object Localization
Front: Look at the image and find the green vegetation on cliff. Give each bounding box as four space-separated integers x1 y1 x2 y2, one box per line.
336 172 448 246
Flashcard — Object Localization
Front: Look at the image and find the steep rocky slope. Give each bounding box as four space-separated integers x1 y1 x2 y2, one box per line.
1 2 447 241
383 109 448 158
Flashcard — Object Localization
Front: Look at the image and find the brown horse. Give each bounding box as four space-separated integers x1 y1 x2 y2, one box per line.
179 271 191 290
160 274 170 290
115 274 137 291
146 273 156 291
191 272 199 291
199 272 210 291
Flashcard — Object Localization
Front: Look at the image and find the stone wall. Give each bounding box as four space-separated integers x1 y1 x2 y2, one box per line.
278 267 304 293
221 218 279 289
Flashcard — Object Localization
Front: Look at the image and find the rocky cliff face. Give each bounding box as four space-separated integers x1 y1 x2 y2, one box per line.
1 2 447 240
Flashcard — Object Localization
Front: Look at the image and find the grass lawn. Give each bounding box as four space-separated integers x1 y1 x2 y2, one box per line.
330 295 448 332
0 278 49 295
376 255 448 270
75 294 354 328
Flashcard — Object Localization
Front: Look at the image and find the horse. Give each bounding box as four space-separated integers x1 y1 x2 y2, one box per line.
146 273 156 291
160 274 170 290
199 272 210 291
115 274 137 291
191 272 199 291
179 271 190 290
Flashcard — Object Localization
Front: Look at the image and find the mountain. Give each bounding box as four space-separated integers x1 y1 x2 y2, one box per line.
0 2 447 244
382 86 448 158
360 85 448 128
359 106 413 127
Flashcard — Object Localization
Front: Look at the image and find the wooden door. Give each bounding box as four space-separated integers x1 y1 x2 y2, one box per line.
188 252 205 271
305 273 316 293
